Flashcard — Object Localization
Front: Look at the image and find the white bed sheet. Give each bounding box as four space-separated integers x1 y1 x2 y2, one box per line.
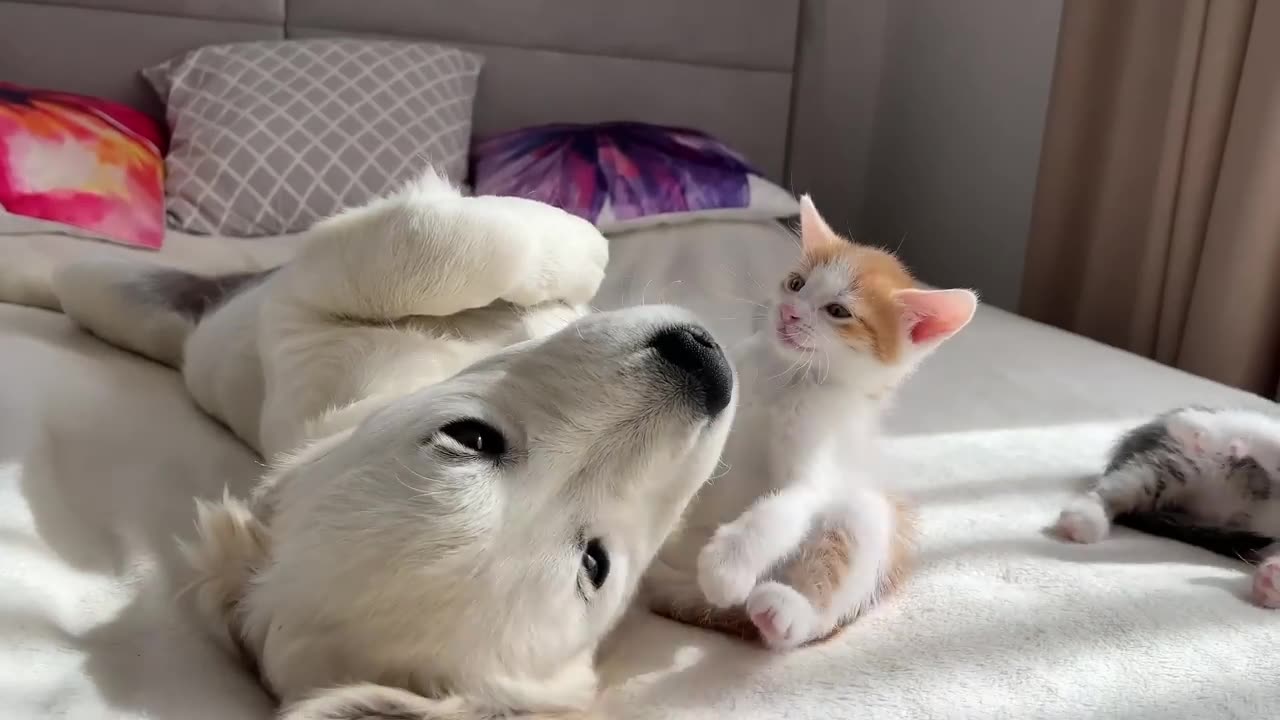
2 218 1279 719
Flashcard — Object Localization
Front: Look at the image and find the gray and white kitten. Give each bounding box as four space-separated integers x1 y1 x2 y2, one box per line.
1054 406 1280 608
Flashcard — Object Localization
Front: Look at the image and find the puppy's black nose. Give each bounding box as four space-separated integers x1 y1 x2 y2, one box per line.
649 325 733 416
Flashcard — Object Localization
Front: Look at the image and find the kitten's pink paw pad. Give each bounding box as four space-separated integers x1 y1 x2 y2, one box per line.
697 534 757 608
1054 501 1109 544
750 607 780 639
1251 560 1280 609
746 582 815 651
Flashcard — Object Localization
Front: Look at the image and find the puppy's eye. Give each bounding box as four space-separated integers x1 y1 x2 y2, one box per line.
825 304 852 319
436 419 506 457
785 274 806 292
582 538 609 590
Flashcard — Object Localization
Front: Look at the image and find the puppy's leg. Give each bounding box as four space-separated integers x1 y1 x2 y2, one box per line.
178 490 270 655
280 685 469 720
52 260 194 368
52 259 273 368
275 170 607 323
282 683 600 720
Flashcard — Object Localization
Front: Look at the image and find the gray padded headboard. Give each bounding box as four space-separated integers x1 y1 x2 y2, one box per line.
0 0 801 179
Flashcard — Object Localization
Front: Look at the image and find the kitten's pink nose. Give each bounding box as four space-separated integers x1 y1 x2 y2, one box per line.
779 303 802 323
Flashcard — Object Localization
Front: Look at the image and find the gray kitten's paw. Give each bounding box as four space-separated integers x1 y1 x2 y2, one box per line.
1252 558 1280 609
1055 497 1109 544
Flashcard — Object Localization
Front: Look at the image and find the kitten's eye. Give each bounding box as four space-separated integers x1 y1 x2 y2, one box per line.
434 419 506 457
582 538 610 590
785 274 806 292
825 304 852 319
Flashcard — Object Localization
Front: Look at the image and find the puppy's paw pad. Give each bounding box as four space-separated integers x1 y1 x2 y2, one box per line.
1054 502 1109 544
697 535 756 609
1252 560 1280 609
746 582 815 651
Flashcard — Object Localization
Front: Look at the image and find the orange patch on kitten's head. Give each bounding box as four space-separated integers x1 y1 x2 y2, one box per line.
790 195 977 365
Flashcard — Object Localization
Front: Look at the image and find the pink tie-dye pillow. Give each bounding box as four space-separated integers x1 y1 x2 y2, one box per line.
0 82 166 249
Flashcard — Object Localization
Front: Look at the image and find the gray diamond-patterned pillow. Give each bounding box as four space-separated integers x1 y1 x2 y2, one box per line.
144 38 483 237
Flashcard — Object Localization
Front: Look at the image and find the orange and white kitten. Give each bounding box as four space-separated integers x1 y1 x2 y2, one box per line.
643 197 978 649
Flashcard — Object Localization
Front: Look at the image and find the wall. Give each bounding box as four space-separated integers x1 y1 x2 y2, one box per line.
788 0 889 236
860 0 1063 309
790 0 1064 310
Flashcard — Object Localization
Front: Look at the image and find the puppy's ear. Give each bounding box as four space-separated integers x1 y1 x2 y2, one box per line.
178 489 270 655
397 165 463 201
279 683 599 720
249 427 355 525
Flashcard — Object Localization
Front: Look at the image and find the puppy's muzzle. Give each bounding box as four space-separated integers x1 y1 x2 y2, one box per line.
648 325 732 416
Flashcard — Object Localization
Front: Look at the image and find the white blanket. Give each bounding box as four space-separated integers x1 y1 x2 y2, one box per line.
2 219 1279 719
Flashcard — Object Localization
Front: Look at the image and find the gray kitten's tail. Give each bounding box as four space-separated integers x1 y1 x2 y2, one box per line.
1115 511 1274 563
52 260 274 369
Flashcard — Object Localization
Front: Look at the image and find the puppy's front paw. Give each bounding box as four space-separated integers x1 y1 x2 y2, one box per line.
697 531 758 608
746 581 816 651
505 222 607 308
1054 497 1110 544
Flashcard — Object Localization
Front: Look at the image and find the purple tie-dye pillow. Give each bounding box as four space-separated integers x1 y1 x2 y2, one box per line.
471 122 797 233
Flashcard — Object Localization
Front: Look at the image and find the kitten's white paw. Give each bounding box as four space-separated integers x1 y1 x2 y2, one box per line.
697 530 757 608
1252 558 1280 609
1054 498 1109 544
746 581 816 651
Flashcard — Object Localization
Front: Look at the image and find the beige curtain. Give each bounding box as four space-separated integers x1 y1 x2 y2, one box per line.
1021 0 1280 397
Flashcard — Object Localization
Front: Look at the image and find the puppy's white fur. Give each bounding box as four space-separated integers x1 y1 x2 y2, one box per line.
52 172 737 719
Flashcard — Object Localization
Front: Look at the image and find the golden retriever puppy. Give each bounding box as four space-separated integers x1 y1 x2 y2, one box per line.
51 172 737 718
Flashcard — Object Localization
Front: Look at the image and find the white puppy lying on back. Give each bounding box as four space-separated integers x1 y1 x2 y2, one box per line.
50 172 738 719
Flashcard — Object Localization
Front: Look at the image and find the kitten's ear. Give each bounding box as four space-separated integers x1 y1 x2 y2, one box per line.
1229 438 1249 459
894 288 978 346
798 194 837 252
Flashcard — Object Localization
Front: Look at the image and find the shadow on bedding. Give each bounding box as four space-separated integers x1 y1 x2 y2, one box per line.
0 308 272 718
598 575 1275 719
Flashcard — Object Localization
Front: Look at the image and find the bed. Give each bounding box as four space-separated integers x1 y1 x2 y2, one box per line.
2 2 1279 719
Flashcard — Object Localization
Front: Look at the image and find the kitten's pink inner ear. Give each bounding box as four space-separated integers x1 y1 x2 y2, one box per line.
895 288 978 344
1229 438 1248 459
798 194 836 250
